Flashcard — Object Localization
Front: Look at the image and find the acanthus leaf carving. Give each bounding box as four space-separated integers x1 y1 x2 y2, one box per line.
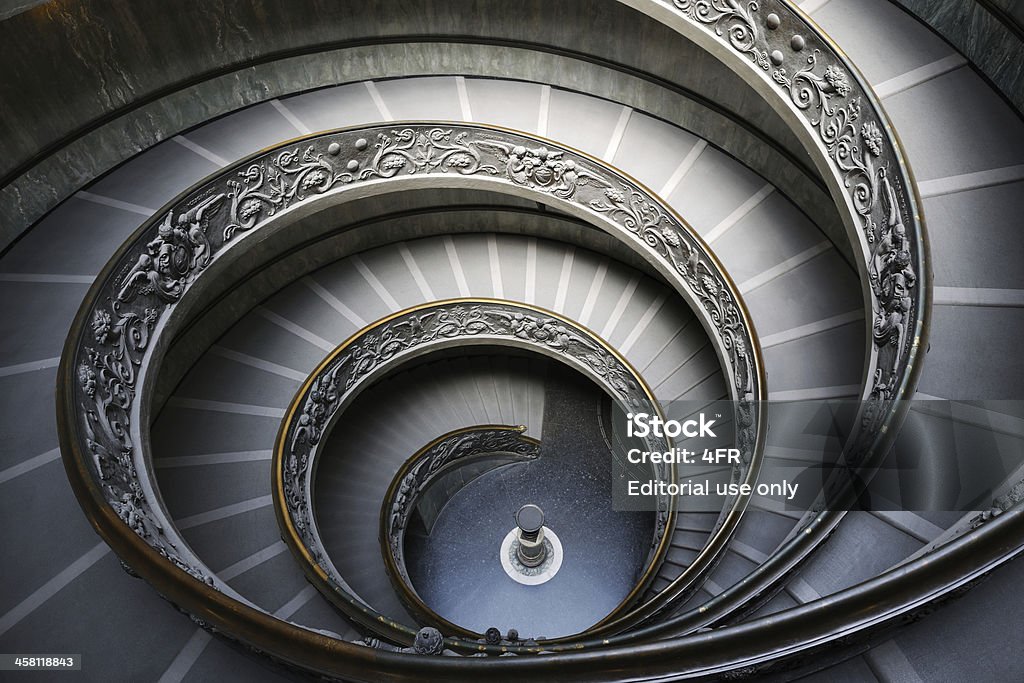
225 146 353 240
674 0 771 71
361 128 499 180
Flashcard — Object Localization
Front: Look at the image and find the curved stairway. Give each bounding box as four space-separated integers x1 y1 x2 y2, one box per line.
152 231 724 637
0 2 1023 680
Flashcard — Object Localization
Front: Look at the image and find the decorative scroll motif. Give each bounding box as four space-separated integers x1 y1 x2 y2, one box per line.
361 128 498 180
383 426 541 584
65 123 762 643
77 302 212 584
224 148 352 240
279 300 678 576
587 186 753 407
673 0 771 70
771 52 917 426
669 0 924 459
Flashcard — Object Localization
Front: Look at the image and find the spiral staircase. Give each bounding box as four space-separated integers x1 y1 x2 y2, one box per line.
1 1 1023 681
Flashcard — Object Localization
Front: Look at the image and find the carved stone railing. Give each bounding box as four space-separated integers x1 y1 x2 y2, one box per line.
630 0 928 473
273 299 678 645
48 0 1024 674
57 120 766 658
379 426 541 634
544 0 933 643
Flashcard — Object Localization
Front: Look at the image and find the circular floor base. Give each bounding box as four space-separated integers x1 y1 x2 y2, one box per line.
499 527 563 586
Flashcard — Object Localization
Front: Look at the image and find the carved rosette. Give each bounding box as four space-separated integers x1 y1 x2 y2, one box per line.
667 0 925 461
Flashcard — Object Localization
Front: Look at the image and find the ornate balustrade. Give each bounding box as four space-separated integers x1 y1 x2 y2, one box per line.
37 0 1024 676
57 121 765 666
274 299 682 647
613 0 929 469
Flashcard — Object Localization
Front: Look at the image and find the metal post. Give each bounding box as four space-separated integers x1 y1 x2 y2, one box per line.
515 504 547 567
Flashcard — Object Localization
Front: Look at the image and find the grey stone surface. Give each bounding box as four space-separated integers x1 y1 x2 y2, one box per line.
0 458 99 616
796 654 880 682
376 76 464 122
0 280 89 365
86 135 222 210
0 196 140 275
653 343 721 402
159 460 273 520
795 511 923 598
894 547 1024 681
227 551 310 615
0 552 200 682
217 313 327 376
280 81 383 134
464 78 544 133
0 38 836 254
742 249 864 337
182 505 282 574
667 145 767 235
182 101 304 165
547 88 629 156
184 633 296 683
883 67 1024 180
0 367 58 470
923 180 1024 289
173 354 301 409
761 322 865 393
894 0 1024 114
918 305 1024 400
151 407 281 457
812 0 957 85
712 191 826 284
0 0 800 176
611 111 702 190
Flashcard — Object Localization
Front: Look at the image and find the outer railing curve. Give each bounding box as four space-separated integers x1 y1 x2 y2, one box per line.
57 122 765 664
